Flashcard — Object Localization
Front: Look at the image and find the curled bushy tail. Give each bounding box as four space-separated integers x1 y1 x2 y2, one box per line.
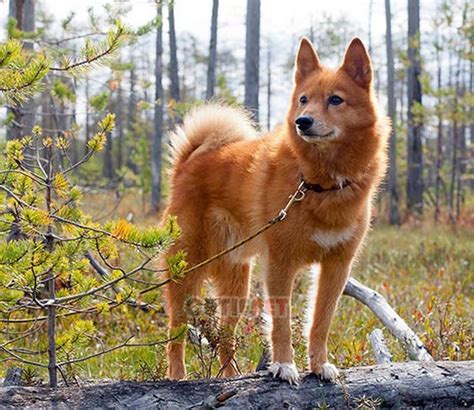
168 104 258 168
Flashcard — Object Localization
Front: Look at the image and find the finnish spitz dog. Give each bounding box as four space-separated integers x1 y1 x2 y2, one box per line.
162 37 388 384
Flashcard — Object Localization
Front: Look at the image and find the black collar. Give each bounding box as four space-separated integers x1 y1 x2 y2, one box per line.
300 173 352 193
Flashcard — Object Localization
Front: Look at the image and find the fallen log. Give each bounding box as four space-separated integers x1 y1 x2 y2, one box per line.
1 361 472 409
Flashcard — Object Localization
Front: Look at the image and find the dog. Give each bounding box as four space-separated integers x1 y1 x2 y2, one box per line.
161 37 388 384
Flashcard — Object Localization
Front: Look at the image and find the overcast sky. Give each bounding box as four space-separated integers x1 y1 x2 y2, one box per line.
0 0 390 37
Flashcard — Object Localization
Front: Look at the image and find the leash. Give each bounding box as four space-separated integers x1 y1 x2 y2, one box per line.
141 181 308 294
142 173 355 295
181 173 354 273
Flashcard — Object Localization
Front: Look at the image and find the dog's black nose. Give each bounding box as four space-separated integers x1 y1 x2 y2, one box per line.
295 116 314 131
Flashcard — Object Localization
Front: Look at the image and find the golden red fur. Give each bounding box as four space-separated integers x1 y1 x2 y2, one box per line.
161 37 388 383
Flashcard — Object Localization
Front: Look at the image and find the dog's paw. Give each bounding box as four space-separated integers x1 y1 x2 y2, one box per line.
311 362 339 382
268 362 300 385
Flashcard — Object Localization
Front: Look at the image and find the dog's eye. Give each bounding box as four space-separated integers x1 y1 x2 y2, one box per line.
328 95 344 106
300 95 308 105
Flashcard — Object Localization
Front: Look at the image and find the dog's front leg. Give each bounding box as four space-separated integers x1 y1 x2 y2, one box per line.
265 261 299 385
308 252 353 381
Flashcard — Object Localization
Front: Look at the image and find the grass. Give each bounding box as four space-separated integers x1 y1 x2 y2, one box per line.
3 189 473 383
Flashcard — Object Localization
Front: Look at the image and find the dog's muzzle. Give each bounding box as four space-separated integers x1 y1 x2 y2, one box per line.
295 115 314 132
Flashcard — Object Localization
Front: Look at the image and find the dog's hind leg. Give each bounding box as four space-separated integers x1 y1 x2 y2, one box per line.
165 244 206 380
211 261 251 378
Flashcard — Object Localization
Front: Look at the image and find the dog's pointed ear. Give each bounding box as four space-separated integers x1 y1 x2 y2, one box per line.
341 38 372 89
294 37 321 84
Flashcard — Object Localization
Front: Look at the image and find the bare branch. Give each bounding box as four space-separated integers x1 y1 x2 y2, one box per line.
343 277 433 361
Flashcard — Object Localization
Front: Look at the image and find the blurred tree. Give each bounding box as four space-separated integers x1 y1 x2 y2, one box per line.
406 0 423 215
206 0 219 100
385 0 400 225
85 76 91 153
244 0 260 123
168 0 180 108
151 1 164 211
103 85 115 180
6 0 37 141
126 62 138 173
433 15 445 222
116 77 125 170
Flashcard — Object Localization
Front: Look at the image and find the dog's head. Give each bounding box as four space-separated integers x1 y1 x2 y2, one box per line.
288 37 377 144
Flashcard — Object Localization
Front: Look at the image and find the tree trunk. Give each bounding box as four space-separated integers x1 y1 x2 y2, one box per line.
244 0 260 123
1 361 472 408
398 77 405 128
22 0 34 38
103 101 114 180
434 39 443 222
40 93 53 138
9 0 21 28
206 0 219 100
126 64 138 173
70 96 78 165
21 0 36 137
116 81 124 171
470 43 473 190
406 0 423 215
448 53 463 224
385 0 400 225
84 77 91 155
151 1 164 211
44 145 57 388
456 115 465 219
6 0 36 141
168 1 180 105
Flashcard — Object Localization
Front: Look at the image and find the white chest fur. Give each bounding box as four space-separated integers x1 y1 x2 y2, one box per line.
311 225 355 248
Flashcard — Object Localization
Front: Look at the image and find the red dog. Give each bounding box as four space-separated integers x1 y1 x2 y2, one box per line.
162 37 388 384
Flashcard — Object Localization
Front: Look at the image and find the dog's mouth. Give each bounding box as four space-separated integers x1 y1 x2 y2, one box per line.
296 128 335 140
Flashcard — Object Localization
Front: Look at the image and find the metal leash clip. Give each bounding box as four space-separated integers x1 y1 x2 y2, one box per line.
277 181 307 221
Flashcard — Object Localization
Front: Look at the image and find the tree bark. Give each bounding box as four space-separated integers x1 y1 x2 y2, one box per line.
168 0 180 104
1 361 472 408
103 95 114 180
84 77 91 155
470 42 473 190
205 0 219 100
385 0 400 225
103 130 114 179
448 52 463 224
434 37 443 222
6 0 36 141
21 0 36 136
116 81 124 170
9 0 20 28
126 64 138 173
406 0 423 215
151 1 164 211
244 0 260 123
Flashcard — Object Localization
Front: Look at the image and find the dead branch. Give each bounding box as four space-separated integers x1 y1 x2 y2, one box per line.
343 277 433 361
